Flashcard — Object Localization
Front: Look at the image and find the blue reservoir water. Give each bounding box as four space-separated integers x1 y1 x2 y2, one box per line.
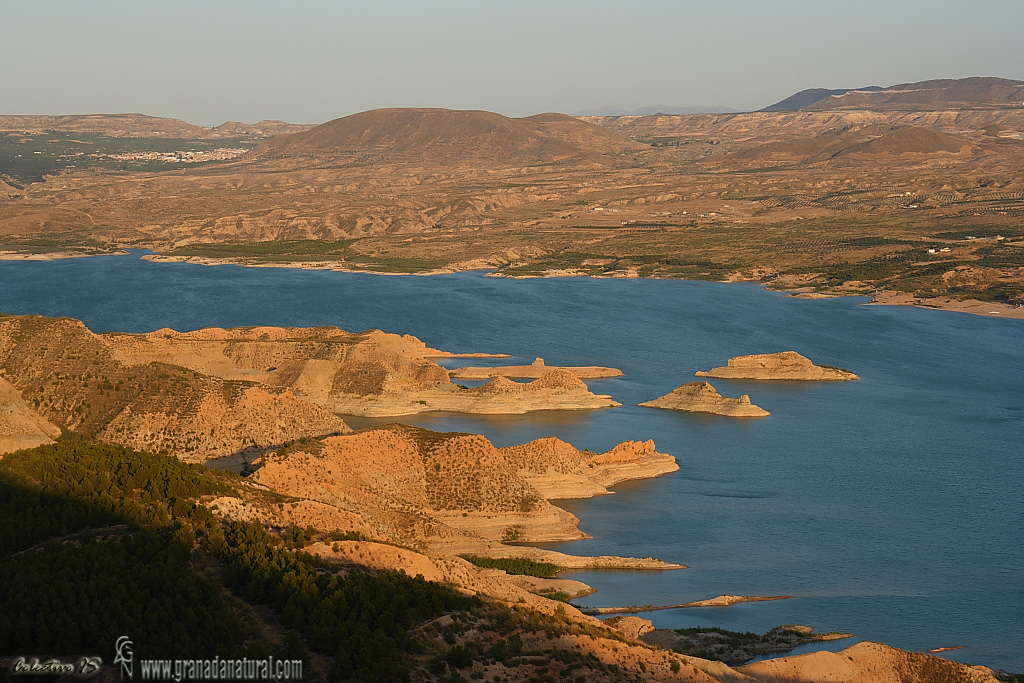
1 252 1021 670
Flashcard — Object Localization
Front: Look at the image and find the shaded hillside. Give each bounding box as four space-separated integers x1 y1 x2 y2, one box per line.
801 76 1024 111
761 86 881 112
0 315 349 461
252 108 645 167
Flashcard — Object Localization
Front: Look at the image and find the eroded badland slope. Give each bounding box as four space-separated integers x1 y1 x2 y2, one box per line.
0 315 349 462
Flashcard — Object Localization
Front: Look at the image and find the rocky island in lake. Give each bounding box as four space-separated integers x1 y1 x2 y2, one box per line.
639 381 769 417
696 351 859 381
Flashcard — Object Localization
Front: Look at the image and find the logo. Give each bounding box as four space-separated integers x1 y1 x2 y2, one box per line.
114 637 133 681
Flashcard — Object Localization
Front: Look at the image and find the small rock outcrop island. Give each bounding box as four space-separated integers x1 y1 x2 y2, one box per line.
639 381 769 417
696 351 859 381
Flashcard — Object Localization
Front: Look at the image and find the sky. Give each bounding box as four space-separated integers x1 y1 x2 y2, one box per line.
2 0 1023 126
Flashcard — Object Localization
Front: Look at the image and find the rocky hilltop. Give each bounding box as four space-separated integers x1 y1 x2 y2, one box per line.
738 640 999 683
697 352 859 381
247 424 678 547
450 357 623 379
0 315 349 462
640 381 769 416
107 325 618 416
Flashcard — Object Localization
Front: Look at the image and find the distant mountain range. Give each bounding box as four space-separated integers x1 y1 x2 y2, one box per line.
761 76 1024 112
572 105 739 116
0 113 310 139
574 77 1024 118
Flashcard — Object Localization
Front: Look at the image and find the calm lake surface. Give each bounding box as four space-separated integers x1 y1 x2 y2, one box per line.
2 252 1022 670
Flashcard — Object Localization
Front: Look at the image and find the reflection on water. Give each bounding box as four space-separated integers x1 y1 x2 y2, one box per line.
0 252 1021 669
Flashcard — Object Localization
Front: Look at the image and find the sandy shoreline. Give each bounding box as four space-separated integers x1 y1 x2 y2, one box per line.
865 290 1024 319
0 250 128 261
139 253 479 276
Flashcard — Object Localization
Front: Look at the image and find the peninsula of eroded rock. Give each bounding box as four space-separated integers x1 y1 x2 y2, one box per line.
450 357 623 380
248 424 678 547
639 381 769 416
696 351 859 380
106 324 619 416
0 316 622 460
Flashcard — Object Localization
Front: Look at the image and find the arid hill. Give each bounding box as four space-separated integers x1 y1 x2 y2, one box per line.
246 424 678 547
251 108 646 168
0 315 349 462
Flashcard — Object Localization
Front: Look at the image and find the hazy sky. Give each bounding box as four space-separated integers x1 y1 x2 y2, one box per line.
3 0 1023 126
